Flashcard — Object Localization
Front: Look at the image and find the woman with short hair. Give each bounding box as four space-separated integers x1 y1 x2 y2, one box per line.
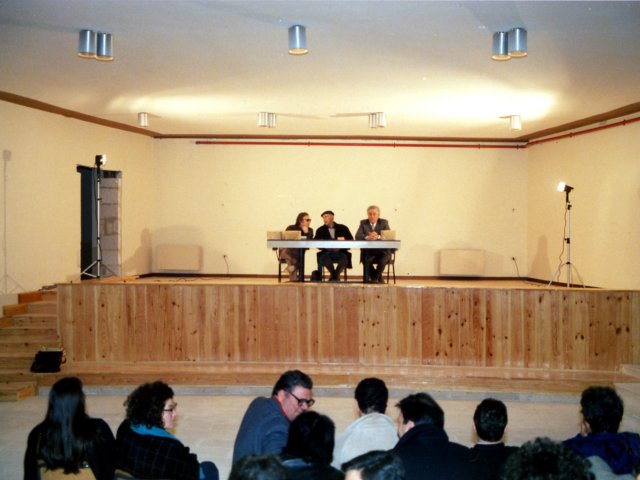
115 380 218 480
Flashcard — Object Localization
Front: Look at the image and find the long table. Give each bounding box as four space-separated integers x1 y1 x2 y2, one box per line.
267 239 401 282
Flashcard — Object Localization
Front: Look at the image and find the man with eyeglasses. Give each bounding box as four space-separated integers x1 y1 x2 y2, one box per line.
232 370 314 465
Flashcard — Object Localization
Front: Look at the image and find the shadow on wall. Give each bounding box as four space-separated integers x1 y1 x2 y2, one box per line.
122 229 152 275
531 235 553 282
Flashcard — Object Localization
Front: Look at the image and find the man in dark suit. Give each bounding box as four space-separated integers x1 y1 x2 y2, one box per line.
468 398 519 480
314 210 353 281
355 205 391 283
393 392 473 480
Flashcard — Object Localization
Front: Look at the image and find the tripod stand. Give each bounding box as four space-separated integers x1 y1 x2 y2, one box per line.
548 183 577 287
81 155 115 279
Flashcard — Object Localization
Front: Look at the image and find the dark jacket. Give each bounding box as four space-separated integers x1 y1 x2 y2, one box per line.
563 431 640 475
392 424 473 480
281 456 344 480
116 420 200 480
468 443 519 480
233 397 291 464
24 418 116 480
314 223 354 268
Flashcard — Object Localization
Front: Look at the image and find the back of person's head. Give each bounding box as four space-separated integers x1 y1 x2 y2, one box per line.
39 376 90 473
396 392 444 429
283 411 335 466
342 450 405 480
272 369 313 396
228 454 287 480
580 386 624 433
502 437 592 480
124 380 174 428
474 398 508 442
355 378 388 414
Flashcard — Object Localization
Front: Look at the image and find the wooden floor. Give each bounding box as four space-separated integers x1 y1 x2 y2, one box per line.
49 275 640 398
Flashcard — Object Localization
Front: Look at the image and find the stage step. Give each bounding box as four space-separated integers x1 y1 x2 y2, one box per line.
0 381 37 401
10 314 57 328
35 362 640 401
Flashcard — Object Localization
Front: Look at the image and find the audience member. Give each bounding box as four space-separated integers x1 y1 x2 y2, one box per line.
468 398 519 480
563 386 640 475
392 392 473 480
586 455 636 480
354 206 392 283
280 212 314 281
24 376 115 480
342 450 405 480
332 378 397 468
228 454 288 480
314 210 353 281
280 411 344 479
116 380 218 480
502 436 592 480
233 370 314 464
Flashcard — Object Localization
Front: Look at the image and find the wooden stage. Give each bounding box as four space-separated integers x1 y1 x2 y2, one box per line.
51 276 640 397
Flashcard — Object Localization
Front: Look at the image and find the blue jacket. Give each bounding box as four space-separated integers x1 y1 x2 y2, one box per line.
563 431 640 474
232 397 290 464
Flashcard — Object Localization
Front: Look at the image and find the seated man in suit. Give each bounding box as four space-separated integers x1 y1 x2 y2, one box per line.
355 205 392 283
315 210 353 281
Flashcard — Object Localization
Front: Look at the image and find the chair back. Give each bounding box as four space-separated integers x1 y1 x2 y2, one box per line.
38 460 96 480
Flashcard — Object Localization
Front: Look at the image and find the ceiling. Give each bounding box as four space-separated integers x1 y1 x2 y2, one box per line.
1 1 640 141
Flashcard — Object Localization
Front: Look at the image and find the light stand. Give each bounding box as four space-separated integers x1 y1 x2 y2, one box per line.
81 155 115 279
549 182 575 287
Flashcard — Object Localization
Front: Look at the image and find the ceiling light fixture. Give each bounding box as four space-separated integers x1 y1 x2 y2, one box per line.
78 29 97 58
258 112 277 128
368 112 387 128
288 25 308 55
96 32 113 61
510 115 522 130
138 112 149 128
491 32 510 61
508 27 527 57
491 27 527 61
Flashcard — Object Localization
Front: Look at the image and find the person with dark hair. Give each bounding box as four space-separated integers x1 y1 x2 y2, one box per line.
342 450 405 480
228 454 288 480
233 370 314 464
563 386 640 475
280 212 314 281
503 437 592 480
24 376 116 480
115 381 218 480
332 378 397 468
468 398 519 480
392 392 472 480
280 411 344 479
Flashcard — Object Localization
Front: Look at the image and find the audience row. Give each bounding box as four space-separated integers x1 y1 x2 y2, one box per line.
24 371 640 480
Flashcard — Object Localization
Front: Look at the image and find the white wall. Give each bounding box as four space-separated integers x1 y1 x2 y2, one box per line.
151 139 528 277
0 102 155 292
527 120 640 289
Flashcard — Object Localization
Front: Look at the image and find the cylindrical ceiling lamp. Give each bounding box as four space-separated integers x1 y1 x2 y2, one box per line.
138 112 149 128
96 32 114 61
288 25 308 55
78 29 97 59
492 31 510 61
508 27 527 57
510 115 522 130
368 112 387 128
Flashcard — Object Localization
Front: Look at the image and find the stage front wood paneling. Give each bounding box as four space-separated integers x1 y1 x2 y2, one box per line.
57 282 640 372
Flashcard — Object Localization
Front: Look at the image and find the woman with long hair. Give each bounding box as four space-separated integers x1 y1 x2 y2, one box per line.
280 212 313 281
23 376 116 479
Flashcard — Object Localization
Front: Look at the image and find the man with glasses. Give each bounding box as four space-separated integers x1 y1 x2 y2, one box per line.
232 370 314 465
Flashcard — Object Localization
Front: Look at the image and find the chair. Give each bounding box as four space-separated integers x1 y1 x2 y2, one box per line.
385 250 396 284
38 461 95 479
275 248 288 283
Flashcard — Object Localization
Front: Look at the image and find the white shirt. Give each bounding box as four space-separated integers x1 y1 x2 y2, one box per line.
332 413 398 469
